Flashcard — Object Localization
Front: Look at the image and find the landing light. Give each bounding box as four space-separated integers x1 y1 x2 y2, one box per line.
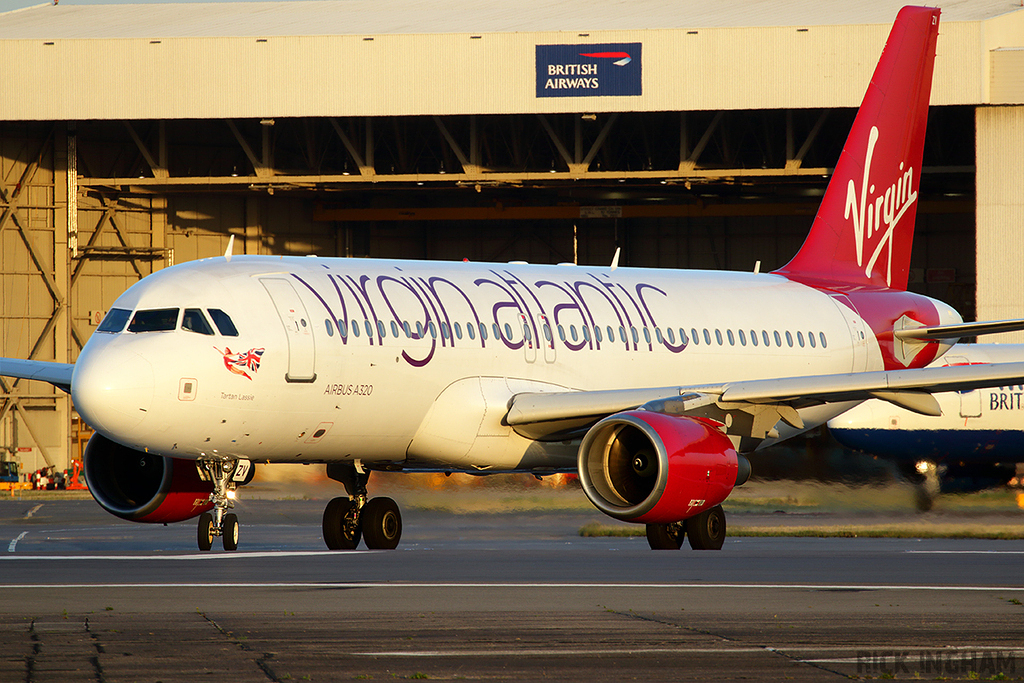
227 489 237 500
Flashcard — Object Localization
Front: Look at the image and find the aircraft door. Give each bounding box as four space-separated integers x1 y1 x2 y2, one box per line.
521 313 537 363
538 314 556 363
260 277 317 383
832 295 870 373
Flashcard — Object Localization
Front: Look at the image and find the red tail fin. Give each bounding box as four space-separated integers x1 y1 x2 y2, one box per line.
774 6 940 291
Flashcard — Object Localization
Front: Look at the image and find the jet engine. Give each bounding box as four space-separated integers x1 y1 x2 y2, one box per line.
83 433 214 523
578 411 749 524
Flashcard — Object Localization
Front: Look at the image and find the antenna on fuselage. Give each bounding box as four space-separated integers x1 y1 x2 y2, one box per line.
610 247 620 272
754 260 761 274
224 234 235 262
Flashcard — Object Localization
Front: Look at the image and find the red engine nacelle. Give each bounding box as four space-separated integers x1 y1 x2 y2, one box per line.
83 433 214 523
577 411 748 524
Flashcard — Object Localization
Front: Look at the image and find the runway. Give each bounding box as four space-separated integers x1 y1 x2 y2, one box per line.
1 499 1022 681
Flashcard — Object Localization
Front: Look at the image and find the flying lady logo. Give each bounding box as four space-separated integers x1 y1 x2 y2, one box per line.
844 126 918 286
216 347 265 380
536 43 642 98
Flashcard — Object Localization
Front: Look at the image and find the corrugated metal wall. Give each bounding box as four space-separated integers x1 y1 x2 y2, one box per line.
975 105 1024 342
0 22 984 121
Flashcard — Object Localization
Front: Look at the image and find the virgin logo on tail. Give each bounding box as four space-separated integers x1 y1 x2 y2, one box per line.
845 126 917 287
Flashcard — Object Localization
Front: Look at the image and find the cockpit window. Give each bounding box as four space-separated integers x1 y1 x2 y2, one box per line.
127 308 179 333
96 308 132 333
182 308 215 336
207 309 239 337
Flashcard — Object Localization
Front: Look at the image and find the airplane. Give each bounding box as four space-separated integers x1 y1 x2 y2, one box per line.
828 343 1024 510
4 5 1024 553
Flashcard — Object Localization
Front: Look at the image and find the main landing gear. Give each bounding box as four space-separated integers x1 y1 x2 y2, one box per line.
196 458 251 551
322 462 402 550
645 504 726 551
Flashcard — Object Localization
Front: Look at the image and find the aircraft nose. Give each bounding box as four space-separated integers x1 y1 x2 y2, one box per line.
72 345 154 437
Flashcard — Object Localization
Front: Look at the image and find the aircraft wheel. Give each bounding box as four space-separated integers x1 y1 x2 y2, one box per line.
646 522 685 550
686 505 726 550
323 497 361 550
222 513 239 551
197 512 214 551
362 497 402 550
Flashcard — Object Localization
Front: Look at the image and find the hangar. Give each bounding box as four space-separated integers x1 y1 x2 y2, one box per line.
1 0 1023 472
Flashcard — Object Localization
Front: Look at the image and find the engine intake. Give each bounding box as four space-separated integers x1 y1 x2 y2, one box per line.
578 411 745 524
83 433 214 523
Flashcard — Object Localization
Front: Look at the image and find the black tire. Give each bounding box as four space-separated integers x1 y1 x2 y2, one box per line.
646 522 685 550
686 505 726 550
362 497 402 550
222 513 239 551
322 497 361 550
197 512 214 551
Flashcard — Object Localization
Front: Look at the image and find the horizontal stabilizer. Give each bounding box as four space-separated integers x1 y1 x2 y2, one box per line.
893 318 1024 341
0 358 74 393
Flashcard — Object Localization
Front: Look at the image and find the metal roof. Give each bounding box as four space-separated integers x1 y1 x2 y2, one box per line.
1 0 1021 40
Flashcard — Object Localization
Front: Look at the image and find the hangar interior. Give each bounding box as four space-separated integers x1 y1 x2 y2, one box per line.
1 0 1023 473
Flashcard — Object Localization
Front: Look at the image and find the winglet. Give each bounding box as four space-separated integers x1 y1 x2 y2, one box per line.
224 234 235 262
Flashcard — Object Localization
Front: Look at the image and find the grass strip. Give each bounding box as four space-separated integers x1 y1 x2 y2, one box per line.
578 522 1024 540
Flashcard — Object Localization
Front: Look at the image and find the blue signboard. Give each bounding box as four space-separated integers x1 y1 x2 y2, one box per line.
535 43 642 98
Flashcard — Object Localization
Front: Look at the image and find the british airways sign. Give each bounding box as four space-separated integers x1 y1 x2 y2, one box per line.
536 43 642 98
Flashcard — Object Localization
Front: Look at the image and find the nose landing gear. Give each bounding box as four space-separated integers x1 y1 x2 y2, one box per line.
322 462 403 550
196 459 249 551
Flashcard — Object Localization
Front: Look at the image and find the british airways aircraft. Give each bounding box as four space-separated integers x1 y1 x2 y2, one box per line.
4 6 1024 553
829 344 1024 510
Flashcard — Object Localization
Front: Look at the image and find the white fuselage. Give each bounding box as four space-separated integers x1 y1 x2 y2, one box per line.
71 255 954 472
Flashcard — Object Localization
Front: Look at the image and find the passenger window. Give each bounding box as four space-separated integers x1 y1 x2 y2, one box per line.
441 322 450 339
703 329 711 345
619 326 627 343
325 320 334 337
656 328 664 344
97 308 131 333
726 329 734 346
606 326 614 343
642 328 651 344
467 322 476 340
429 322 438 339
480 323 488 340
808 331 816 348
208 309 239 337
715 329 723 345
763 330 771 346
339 319 348 338
128 308 179 333
666 328 675 344
391 321 401 338
819 332 827 348
583 326 591 342
570 326 578 342
558 325 566 342
738 329 746 346
594 326 602 343
681 329 689 345
543 323 552 342
630 327 639 344
773 330 782 346
415 321 424 339
785 331 793 347
182 309 215 336
524 324 532 341
403 321 412 338
377 320 387 338
364 320 373 337
750 330 758 347
352 321 361 337
504 323 513 340
492 323 500 339
454 322 462 340
797 331 805 347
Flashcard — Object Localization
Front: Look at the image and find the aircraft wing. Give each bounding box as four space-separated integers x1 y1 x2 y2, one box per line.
0 358 74 394
506 361 1024 441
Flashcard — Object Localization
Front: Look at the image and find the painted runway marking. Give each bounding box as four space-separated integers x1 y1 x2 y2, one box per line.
0 581 1021 591
7 532 27 553
24 504 42 518
907 550 1024 555
352 647 769 657
0 550 367 561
